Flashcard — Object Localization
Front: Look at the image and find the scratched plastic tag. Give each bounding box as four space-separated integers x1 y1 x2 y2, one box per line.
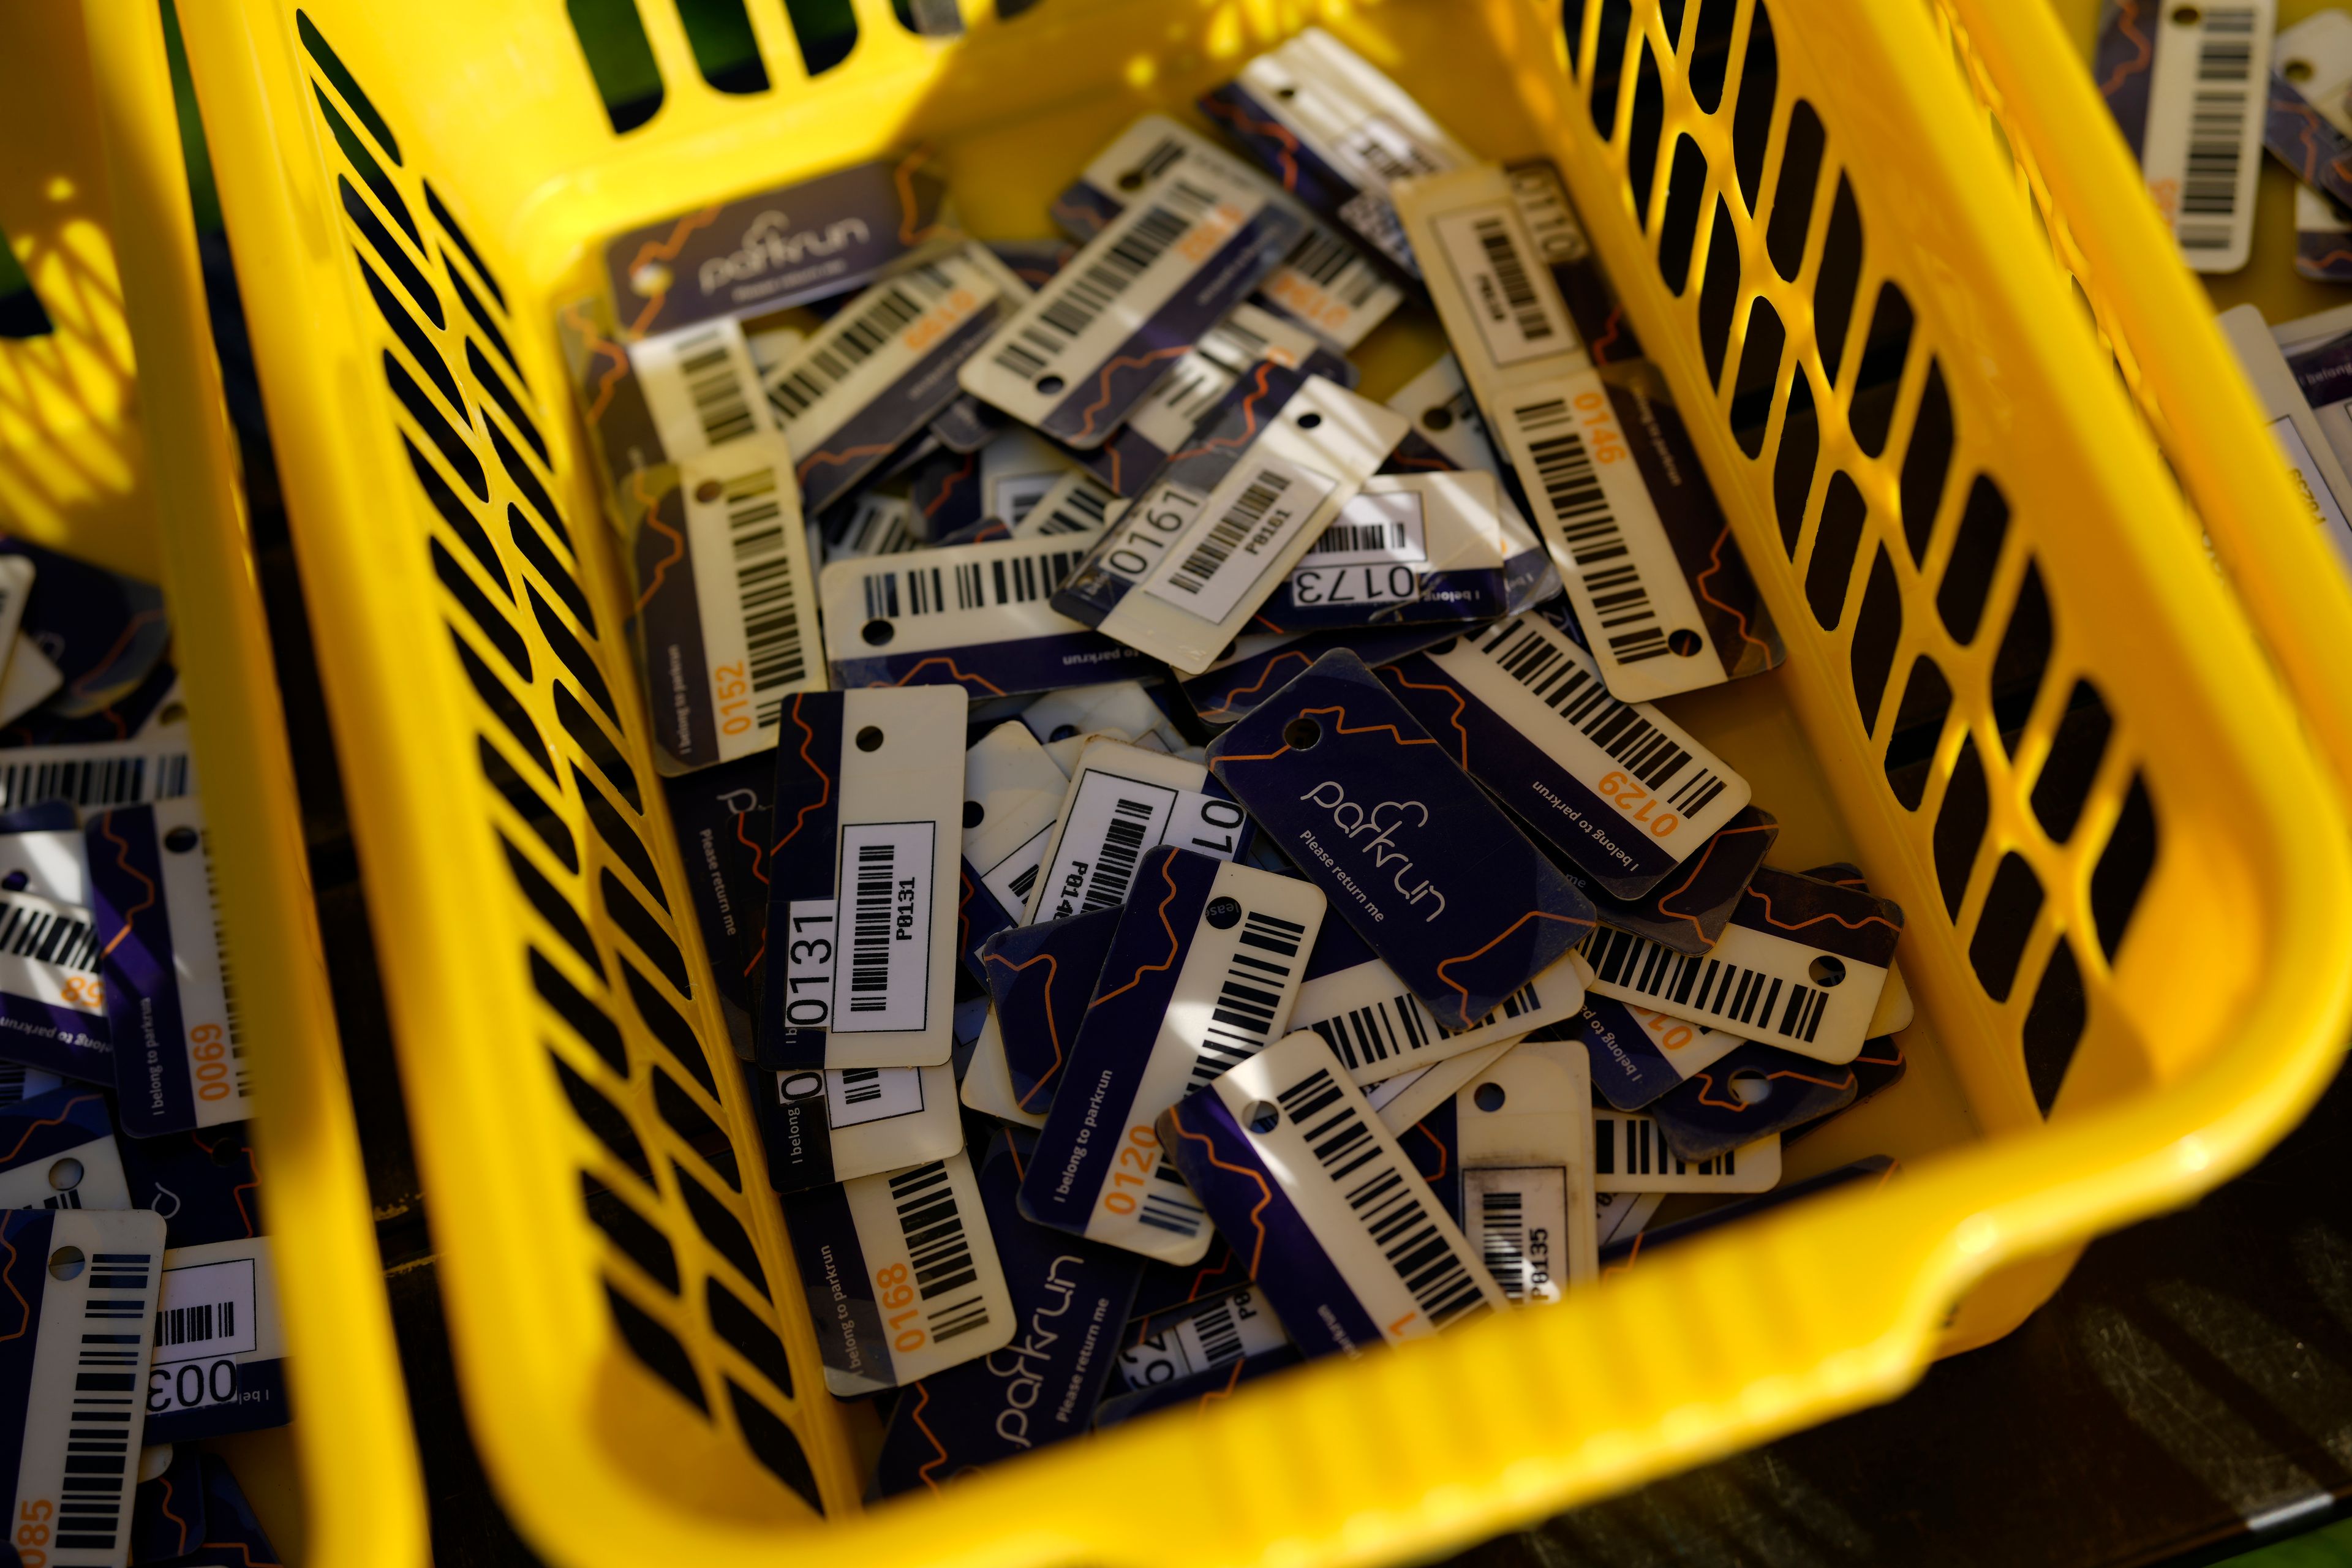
958 157 1303 447
872 1130 1145 1495
0 824 89 907
141 1235 287 1442
754 1060 962 1193
760 688 964 1069
1160 1030 1505 1359
958 1006 1045 1132
1379 614 1751 895
1578 864 1901 1064
1290 911 1586 1085
780 1147 1016 1396
1051 372 1409 674
1200 27 1475 281
0 1207 166 1567
957 722 1070 977
1644 1039 1859 1163
1025 739 1254 922
0 1087 128 1211
1457 1035 1597 1298
1018 849 1324 1264
1365 1036 1520 1131
1799 862 1916 1038
2096 0 2276 272
1592 1108 1777 1193
1394 162 1781 703
626 432 827 774
86 799 249 1137
1208 648 1596 1031
980 906 1121 1119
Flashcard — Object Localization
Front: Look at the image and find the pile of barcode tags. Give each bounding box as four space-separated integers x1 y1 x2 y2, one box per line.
563 29 1910 1498
0 539 284 1562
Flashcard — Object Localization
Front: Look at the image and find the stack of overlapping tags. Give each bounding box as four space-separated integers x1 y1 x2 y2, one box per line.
576 26 1911 1499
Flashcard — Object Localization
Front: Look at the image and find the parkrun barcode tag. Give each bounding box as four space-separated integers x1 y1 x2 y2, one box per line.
0 739 195 815
2267 12 2352 282
1645 1038 1859 1164
823 488 919 564
1578 864 1902 1065
1261 470 1525 633
1385 354 1505 479
1548 803 1780 957
1019 851 1324 1264
957 157 1305 447
781 1148 1015 1396
1052 372 1408 674
142 1237 285 1443
1181 622 1464 729
0 1207 165 1568
1569 992 1747 1113
1208 648 1596 1031
1593 1108 1778 1193
1056 115 1406 350
1291 913 1586 1085
1381 612 1751 896
1395 162 1781 703
85 800 249 1137
0 1065 66 1111
959 722 1072 974
981 907 1121 1118
1200 28 1475 280
1366 1036 1519 1132
1160 1030 1504 1359
625 316 775 466
1010 471 1118 540
0 1088 129 1212
755 1060 962 1193
629 432 825 774
871 1130 1146 1496
764 245 1031 514
1115 1283 1289 1392
2097 0 2275 271
1457 1035 1598 1298
0 885 111 1084
820 534 1162 697
665 755 774 1059
760 688 963 1070
1025 739 1253 924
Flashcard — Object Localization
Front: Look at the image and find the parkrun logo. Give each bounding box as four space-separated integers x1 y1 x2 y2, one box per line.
699 209 872 295
1298 781 1448 921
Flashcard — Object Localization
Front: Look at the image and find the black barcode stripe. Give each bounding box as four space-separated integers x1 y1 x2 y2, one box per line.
0 895 100 974
153 1298 236 1348
1187 910 1306 1088
1511 400 1668 665
714 463 808 726
1472 618 1727 813
992 179 1221 377
1480 1188 1527 1302
2177 7 2257 247
885 1163 992 1344
1594 1112 1738 1178
1280 226 1384 307
1168 470 1292 595
1008 861 1039 900
1306 973 1540 1071
1473 215 1552 343
840 1068 882 1105
1583 926 1827 1043
1273 1066 1487 1329
847 842 898 1012
768 265 954 421
861 546 1087 619
674 324 756 447
1190 1297 1245 1366
196 829 247 1093
63 1248 154 1551
0 753 192 810
1313 519 1411 555
1079 799 1155 913
1033 479 1112 535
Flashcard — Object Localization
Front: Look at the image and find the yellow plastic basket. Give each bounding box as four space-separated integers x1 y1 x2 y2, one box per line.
1 4 424 1565
157 0 2352 1561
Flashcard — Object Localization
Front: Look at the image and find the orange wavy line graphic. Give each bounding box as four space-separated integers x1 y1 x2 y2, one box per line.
2097 0 2153 100
1193 649 1313 722
1407 1119 1450 1179
0 1094 101 1167
97 814 158 959
1212 703 1444 767
1689 1065 1854 1111
1195 1352 1251 1413
1088 856 1186 1007
1588 307 1627 365
1005 1134 1027 1183
1048 194 1108 238
622 206 720 339
1199 95 1302 192
1183 1247 1247 1303
2303 244 2352 275
1068 344 1190 444
1433 909 1595 1028
908 1381 954 1492
797 439 902 482
920 449 978 520
1855 1041 1904 1068
1600 1229 1643 1279
1692 524 1770 669
1745 882 1903 938
1875 1159 1901 1188
69 606 165 701
1379 665 1471 767
0 1222 27 1346
156 1471 193 1548
630 468 685 614
1651 818 1777 945
560 301 633 425
873 658 1009 697
1165 1101 1273 1278
956 866 976 965
894 149 946 246
982 946 1069 1112
767 696 834 858
1171 361 1282 466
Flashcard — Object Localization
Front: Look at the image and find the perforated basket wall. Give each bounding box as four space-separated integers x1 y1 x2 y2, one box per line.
170 0 2352 1564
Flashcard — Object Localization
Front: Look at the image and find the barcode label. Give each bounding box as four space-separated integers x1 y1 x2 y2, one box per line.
1013 470 1117 539
680 433 819 764
1259 224 1403 349
886 1161 994 1343
1427 203 1576 369
1028 751 1249 924
1580 913 1886 1063
2143 1 2274 271
766 263 959 426
859 545 1091 619
150 1256 257 1364
989 179 1226 381
1593 1110 1779 1192
0 744 196 812
1117 1284 1286 1388
1304 976 1546 1069
1185 907 1310 1088
1466 1167 1569 1304
1142 459 1340 622
1297 494 1427 567
143 799 253 1129
627 316 772 461
829 821 935 1034
826 1065 924 1128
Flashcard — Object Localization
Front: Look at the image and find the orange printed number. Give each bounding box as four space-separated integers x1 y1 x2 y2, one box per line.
1101 1125 1159 1216
876 1263 927 1353
712 660 753 736
57 977 102 1009
18 1499 50 1566
1598 770 1680 839
190 1022 233 1102
1573 389 1630 465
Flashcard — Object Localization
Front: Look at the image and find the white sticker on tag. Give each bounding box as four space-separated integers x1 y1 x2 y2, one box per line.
680 432 824 764
1593 1110 1778 1192
628 316 774 461
1117 1284 1287 1388
1428 203 1577 369
826 1065 927 1128
828 821 937 1034
1025 741 1246 922
2139 0 2276 272
1458 1035 1597 1295
771 1058 963 1185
